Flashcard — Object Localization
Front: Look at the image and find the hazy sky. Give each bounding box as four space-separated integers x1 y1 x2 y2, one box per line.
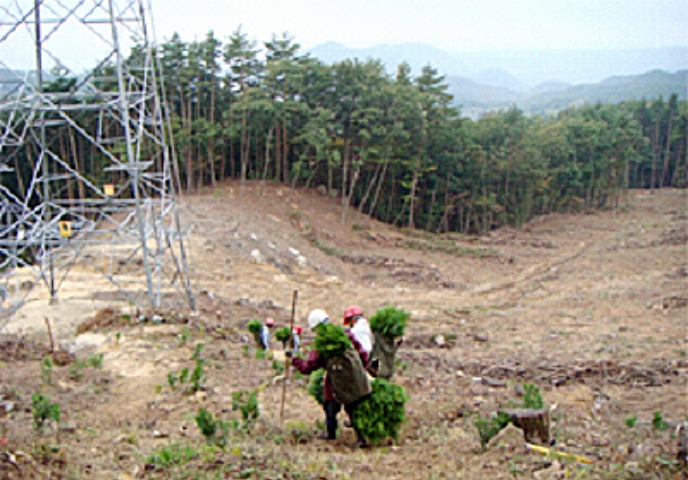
150 0 687 52
0 0 685 74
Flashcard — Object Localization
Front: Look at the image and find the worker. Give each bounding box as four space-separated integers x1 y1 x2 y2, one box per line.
291 325 302 355
287 309 370 445
258 317 275 350
343 306 373 355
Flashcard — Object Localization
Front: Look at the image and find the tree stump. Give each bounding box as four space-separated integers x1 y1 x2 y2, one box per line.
499 408 550 445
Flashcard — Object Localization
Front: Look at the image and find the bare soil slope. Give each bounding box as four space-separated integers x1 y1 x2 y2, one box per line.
0 182 685 479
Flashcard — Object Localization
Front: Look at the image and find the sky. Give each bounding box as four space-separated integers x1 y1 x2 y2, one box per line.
0 0 686 73
149 0 687 52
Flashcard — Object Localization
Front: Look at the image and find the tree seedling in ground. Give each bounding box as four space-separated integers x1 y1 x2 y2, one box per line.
191 343 204 360
522 383 544 409
87 353 103 369
168 372 178 390
179 326 191 346
652 412 669 431
68 362 84 381
625 415 638 428
242 345 250 357
232 390 259 428
179 368 190 384
474 412 512 449
41 357 53 385
145 442 199 468
195 407 230 447
190 359 207 393
32 392 60 434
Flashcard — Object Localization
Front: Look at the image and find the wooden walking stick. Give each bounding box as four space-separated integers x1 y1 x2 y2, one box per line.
280 290 298 419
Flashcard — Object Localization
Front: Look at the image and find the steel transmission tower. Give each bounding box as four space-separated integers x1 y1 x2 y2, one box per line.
0 0 195 327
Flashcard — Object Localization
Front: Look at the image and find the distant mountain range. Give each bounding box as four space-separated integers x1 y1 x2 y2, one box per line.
307 43 687 117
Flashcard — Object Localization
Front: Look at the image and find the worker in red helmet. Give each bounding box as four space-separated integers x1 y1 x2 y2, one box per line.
259 317 275 350
343 306 373 355
292 325 302 355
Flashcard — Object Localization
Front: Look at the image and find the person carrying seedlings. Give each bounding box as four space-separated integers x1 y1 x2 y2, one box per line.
343 305 373 355
368 306 409 380
286 309 371 444
248 317 275 350
291 325 302 356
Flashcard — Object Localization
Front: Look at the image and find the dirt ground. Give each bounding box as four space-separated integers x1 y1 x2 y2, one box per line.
0 182 686 479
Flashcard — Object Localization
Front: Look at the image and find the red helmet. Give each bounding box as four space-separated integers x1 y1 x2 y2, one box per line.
343 306 363 322
294 325 303 334
265 318 275 327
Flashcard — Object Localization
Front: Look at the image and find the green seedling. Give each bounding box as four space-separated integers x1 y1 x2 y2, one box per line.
32 392 60 434
179 326 191 345
41 357 53 385
68 362 84 381
191 343 204 360
87 353 103 369
522 383 544 409
190 359 207 393
195 408 229 447
115 332 121 344
652 412 668 431
168 372 178 390
625 415 637 428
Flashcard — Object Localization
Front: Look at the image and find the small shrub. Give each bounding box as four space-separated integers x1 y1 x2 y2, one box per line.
254 349 266 360
179 368 190 384
625 415 638 428
32 392 61 434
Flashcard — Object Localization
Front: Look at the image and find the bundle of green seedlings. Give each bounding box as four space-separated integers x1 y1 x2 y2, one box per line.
306 324 353 406
353 378 408 445
314 323 351 357
247 319 262 335
369 306 409 338
274 327 291 345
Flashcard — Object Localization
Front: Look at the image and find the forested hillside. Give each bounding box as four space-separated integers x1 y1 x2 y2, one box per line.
3 31 686 235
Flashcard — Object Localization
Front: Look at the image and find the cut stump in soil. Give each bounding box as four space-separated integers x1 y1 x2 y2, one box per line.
500 408 550 445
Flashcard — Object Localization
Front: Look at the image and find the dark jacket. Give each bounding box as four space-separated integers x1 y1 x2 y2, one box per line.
292 331 369 402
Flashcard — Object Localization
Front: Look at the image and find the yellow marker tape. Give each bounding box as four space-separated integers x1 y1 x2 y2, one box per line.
59 221 72 238
526 443 594 464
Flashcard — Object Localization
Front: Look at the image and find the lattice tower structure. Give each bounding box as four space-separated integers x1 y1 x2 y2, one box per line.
0 0 195 327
